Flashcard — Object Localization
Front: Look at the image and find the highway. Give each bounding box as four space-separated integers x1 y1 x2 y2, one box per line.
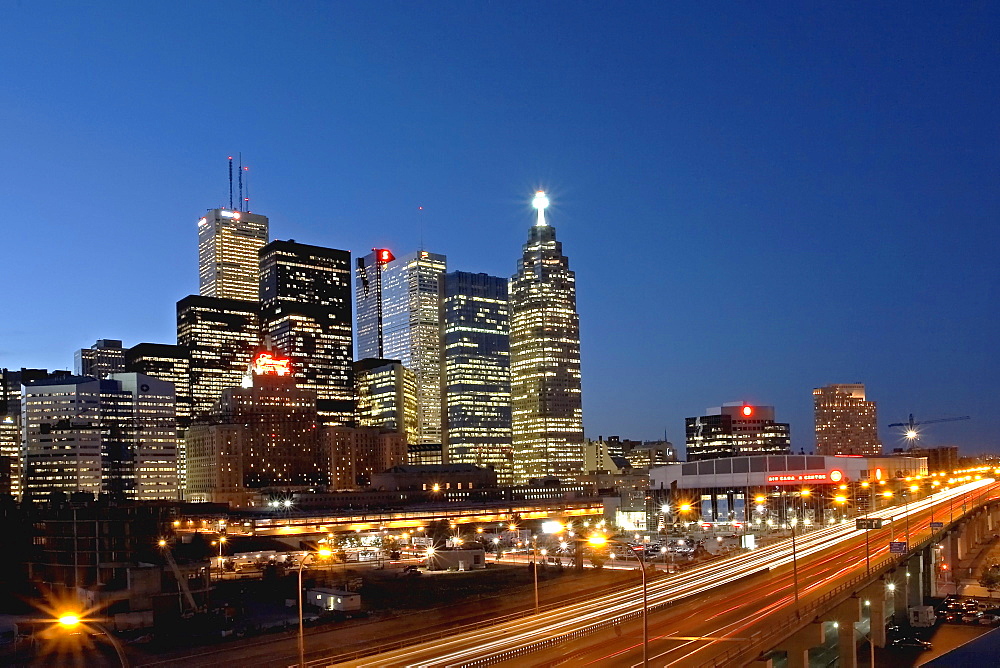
324 479 998 668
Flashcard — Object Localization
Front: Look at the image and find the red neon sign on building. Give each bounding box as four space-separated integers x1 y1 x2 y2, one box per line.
252 352 292 376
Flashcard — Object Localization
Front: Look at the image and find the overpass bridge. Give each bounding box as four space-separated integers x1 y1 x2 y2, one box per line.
304 478 999 667
173 497 605 539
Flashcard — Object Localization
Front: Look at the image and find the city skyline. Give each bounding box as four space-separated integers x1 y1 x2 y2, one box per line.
2 4 996 454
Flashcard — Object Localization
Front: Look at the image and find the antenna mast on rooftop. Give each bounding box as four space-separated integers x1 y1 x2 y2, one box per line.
238 152 243 211
228 156 234 209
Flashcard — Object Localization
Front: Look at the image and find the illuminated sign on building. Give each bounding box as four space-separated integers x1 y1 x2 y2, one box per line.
374 248 395 263
219 210 241 220
766 470 846 485
252 352 292 376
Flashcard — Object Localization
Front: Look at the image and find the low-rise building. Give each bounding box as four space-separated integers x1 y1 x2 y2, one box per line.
306 587 361 611
426 547 486 571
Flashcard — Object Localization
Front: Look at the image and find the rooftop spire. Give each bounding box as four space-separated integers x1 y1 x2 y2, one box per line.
532 190 550 226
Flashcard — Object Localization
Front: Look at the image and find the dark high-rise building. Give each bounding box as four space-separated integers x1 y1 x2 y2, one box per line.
198 208 269 301
177 295 259 422
260 240 354 426
74 339 127 379
509 192 584 483
685 403 791 461
813 384 881 457
440 271 512 483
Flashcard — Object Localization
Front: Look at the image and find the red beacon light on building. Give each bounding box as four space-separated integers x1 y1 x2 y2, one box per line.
252 352 292 376
742 405 754 417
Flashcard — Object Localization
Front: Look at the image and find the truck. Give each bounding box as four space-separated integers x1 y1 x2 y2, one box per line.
909 605 937 627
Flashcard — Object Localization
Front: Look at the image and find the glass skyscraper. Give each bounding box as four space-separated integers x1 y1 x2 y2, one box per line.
509 193 584 483
356 249 447 445
198 208 269 301
440 271 512 483
260 240 354 426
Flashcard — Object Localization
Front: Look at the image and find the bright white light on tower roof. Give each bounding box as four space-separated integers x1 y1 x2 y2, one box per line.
532 191 550 210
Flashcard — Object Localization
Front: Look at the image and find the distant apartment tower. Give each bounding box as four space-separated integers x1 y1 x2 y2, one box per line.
177 295 259 421
685 403 791 461
440 271 513 483
74 339 127 379
813 384 881 456
198 208 269 301
357 250 447 445
185 360 325 507
509 192 584 483
354 358 418 445
22 374 178 501
260 240 354 426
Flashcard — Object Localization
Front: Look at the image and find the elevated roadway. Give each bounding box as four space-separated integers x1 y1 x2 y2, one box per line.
317 479 998 667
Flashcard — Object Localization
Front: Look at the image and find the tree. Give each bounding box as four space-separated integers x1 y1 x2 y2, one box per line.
979 567 1000 600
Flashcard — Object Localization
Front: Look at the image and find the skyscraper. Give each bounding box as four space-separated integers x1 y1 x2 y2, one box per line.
355 248 395 359
509 192 584 483
74 339 127 379
176 295 259 421
440 271 512 483
260 240 354 425
358 250 447 445
813 384 881 456
354 358 418 445
685 403 791 461
2 368 71 500
198 208 269 301
22 373 178 501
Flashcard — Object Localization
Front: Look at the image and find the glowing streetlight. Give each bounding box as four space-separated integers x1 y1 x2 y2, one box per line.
587 534 648 667
58 614 80 627
297 547 332 667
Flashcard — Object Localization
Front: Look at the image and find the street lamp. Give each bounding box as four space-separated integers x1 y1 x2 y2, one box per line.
589 534 648 667
56 612 128 667
297 547 332 668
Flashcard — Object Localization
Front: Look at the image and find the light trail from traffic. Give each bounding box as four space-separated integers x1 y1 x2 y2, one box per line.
325 479 995 668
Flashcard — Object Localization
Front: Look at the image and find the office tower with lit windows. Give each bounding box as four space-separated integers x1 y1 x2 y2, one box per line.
440 271 512 483
22 373 178 501
509 192 584 484
176 295 259 421
685 403 791 461
198 208 269 301
358 249 447 445
184 356 325 507
356 248 396 359
74 339 127 379
2 368 72 499
125 343 192 427
354 358 418 445
260 240 354 426
813 383 881 456
125 343 192 495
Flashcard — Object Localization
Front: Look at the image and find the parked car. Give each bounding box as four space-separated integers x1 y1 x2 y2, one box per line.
978 614 1000 625
890 637 932 650
961 612 983 624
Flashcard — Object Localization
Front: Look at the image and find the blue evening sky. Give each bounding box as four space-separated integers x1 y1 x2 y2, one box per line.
2 2 997 454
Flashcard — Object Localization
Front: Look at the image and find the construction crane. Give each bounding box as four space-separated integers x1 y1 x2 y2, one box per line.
887 413 970 446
